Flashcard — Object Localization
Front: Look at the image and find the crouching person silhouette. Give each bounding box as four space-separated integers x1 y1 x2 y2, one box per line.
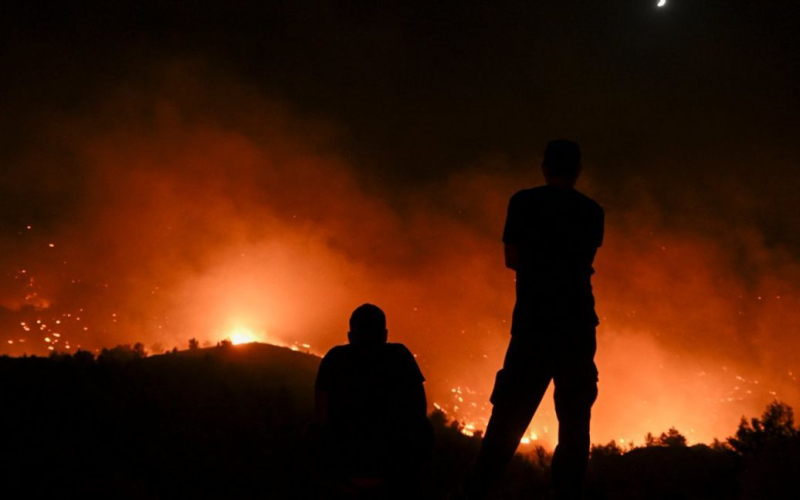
311 304 432 499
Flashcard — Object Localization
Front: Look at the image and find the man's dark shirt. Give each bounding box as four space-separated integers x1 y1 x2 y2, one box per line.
503 185 604 331
315 343 426 476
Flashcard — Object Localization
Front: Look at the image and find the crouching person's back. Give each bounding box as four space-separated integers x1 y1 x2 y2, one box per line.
312 303 432 499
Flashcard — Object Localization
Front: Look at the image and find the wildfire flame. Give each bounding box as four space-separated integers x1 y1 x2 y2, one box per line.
228 327 260 345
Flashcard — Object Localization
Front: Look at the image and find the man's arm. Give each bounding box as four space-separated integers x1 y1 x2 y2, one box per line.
504 243 519 271
413 382 428 418
596 206 605 248
502 192 522 271
313 352 334 426
397 345 429 418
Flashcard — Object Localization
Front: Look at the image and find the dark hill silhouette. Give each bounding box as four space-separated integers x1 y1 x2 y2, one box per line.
158 340 321 374
0 342 320 498
587 444 739 499
1 343 797 498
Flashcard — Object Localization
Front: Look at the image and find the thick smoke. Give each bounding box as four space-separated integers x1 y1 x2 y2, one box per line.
1 65 798 445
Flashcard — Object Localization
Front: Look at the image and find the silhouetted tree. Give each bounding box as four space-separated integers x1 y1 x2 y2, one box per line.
48 351 71 361
591 440 624 458
188 338 200 350
99 343 147 364
133 342 147 358
429 409 448 429
645 427 687 447
728 401 800 498
728 401 798 455
73 349 95 364
531 445 552 468
710 438 732 452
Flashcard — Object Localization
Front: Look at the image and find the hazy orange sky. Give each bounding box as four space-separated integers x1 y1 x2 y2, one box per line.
2 1 799 446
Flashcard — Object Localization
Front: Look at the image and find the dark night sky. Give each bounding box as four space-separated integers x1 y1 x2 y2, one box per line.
3 1 799 191
1 0 799 443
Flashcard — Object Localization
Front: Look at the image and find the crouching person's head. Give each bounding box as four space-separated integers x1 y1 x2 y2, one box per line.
348 303 388 346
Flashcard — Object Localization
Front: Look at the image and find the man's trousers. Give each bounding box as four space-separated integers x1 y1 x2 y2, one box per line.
469 325 598 499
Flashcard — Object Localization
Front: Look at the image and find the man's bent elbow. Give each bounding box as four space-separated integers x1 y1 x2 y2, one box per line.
504 244 520 271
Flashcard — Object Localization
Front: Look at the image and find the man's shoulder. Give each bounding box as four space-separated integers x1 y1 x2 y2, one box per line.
510 186 546 202
316 345 352 389
384 343 424 381
323 343 413 361
572 189 603 213
321 344 351 362
384 342 414 359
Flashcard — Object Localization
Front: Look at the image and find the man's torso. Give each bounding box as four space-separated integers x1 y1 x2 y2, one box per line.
503 186 604 331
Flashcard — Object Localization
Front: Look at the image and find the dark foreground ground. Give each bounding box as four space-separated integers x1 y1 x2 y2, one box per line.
1 343 797 499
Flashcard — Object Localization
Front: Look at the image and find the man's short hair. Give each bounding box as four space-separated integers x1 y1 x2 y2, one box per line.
543 139 581 179
349 303 387 345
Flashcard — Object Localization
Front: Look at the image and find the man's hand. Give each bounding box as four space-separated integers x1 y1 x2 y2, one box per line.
504 243 519 271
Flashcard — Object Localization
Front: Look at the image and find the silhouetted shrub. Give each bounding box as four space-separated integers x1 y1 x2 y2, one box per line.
728 400 797 455
98 344 147 364
591 440 624 458
73 349 95 364
727 401 800 498
645 426 688 447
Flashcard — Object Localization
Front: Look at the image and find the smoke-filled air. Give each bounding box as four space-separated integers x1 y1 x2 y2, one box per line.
2 64 798 447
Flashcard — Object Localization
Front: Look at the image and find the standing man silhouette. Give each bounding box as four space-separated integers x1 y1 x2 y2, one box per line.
467 140 604 499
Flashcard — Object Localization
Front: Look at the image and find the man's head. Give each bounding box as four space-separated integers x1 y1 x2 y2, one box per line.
348 303 388 346
542 139 582 187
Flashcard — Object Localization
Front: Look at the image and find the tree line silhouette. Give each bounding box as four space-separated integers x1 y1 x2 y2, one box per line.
1 343 797 498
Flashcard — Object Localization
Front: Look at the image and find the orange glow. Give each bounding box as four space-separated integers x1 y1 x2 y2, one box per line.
228 327 260 345
0 71 797 449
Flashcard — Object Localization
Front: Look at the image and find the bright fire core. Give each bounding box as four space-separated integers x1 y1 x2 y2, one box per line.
228 327 260 345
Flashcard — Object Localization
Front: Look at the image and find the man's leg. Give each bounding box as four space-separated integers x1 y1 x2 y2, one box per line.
465 335 551 498
551 331 598 499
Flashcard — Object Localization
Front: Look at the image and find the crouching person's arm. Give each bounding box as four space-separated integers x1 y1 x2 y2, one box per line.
305 356 336 496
